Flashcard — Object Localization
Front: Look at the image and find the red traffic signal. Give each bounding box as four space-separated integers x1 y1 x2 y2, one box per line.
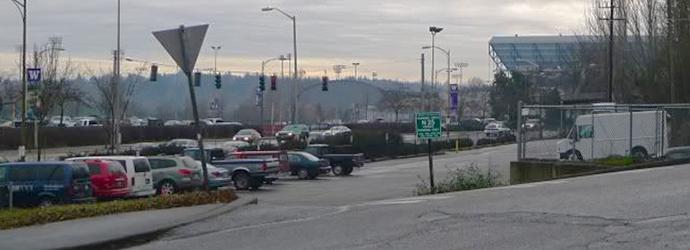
271 75 277 91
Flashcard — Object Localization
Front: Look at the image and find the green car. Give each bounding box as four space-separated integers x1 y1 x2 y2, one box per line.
147 156 204 195
276 124 310 142
287 152 331 179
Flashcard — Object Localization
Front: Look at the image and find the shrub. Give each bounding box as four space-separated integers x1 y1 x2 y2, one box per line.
416 164 502 195
0 190 237 230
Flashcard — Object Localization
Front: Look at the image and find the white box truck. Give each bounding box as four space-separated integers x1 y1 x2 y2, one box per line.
557 111 668 160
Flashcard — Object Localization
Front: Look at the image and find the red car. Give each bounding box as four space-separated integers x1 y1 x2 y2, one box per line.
85 160 129 199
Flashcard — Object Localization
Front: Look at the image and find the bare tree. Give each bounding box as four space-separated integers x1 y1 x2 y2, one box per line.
90 67 144 152
378 90 414 122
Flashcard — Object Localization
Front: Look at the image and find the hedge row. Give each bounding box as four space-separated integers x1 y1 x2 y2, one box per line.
0 190 237 230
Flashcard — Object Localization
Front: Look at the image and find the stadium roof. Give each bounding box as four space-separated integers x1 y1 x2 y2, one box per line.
489 35 594 73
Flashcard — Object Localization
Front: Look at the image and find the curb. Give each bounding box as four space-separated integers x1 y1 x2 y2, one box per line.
69 196 258 250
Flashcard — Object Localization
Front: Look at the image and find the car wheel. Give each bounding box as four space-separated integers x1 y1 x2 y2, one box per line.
39 196 55 207
233 172 251 190
332 165 344 176
158 181 177 196
297 169 310 180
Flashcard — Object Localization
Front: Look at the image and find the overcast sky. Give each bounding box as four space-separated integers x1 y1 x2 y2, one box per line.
0 0 587 82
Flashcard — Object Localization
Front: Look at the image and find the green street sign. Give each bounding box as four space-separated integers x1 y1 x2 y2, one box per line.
416 112 442 139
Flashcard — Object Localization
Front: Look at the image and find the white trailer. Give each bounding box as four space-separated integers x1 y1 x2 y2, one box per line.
557 111 668 160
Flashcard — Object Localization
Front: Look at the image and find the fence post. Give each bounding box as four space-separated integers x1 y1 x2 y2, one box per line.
629 109 633 157
517 101 523 160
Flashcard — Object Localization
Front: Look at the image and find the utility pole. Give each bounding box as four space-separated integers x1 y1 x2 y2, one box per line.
599 0 624 102
11 0 27 161
112 0 122 153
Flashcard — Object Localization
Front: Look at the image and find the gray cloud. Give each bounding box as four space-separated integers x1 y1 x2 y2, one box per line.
0 0 587 81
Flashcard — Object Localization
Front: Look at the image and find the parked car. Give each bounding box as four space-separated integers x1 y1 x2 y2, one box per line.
287 152 331 180
255 138 280 150
67 156 155 197
322 126 352 137
147 156 204 195
213 158 281 190
484 122 511 137
48 116 75 127
276 124 310 142
221 140 251 151
232 129 262 143
522 119 541 130
0 162 94 207
163 139 198 149
304 144 364 176
197 162 232 190
84 160 129 200
164 120 184 126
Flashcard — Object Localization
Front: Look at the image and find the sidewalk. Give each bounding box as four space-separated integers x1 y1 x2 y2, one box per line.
0 196 256 250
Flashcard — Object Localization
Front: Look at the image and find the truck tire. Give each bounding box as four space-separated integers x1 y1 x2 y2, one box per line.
564 150 583 161
297 169 310 180
233 172 251 190
632 147 648 159
332 165 345 176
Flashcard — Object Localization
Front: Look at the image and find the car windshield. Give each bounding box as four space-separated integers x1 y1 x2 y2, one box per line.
237 130 254 135
300 153 320 162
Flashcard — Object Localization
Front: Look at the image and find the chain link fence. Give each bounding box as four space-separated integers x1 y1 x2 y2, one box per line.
516 103 690 161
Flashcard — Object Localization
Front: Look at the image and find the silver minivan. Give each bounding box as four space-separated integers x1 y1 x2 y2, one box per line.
67 156 156 197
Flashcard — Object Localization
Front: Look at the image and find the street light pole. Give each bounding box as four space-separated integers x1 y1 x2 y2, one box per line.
428 26 443 110
10 0 27 161
263 6 298 123
352 62 360 79
211 46 221 73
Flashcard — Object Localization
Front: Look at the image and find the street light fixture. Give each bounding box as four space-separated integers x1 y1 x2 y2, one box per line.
262 6 299 124
211 46 221 73
428 26 443 94
352 62 361 79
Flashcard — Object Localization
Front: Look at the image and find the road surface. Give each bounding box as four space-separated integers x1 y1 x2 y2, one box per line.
127 145 690 249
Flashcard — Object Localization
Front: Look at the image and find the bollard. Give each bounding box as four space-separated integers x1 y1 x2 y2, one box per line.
455 139 459 152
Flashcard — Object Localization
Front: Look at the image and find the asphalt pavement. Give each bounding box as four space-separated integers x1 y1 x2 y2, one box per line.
129 160 690 250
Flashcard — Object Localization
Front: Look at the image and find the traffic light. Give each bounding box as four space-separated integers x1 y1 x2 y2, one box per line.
149 65 158 82
214 74 222 89
322 76 329 91
270 75 277 91
194 72 202 87
259 75 266 91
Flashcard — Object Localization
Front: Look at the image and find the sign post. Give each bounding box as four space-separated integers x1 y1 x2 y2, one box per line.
416 112 442 192
153 24 210 191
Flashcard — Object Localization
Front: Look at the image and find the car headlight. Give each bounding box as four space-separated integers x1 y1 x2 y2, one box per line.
288 133 294 136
